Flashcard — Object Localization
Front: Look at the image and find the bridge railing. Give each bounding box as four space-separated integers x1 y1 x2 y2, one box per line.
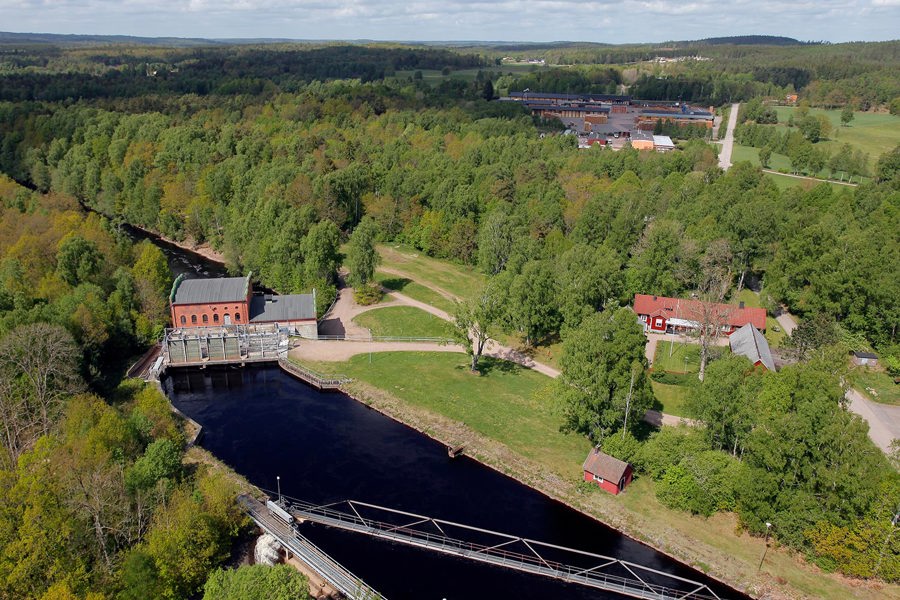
278 358 350 389
294 333 454 344
285 498 724 600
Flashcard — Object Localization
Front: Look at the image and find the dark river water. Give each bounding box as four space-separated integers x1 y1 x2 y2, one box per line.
133 226 748 600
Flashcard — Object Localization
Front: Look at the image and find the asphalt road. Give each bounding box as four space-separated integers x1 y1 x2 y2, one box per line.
718 102 740 170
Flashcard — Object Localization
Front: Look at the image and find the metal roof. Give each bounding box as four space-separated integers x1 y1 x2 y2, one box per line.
729 324 776 371
249 294 316 322
653 135 675 147
639 111 713 120
172 275 250 305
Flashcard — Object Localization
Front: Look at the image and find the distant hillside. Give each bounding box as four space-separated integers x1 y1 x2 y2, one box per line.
674 35 812 46
0 31 222 47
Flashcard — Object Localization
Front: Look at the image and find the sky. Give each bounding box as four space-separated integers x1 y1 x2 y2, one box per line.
1 0 898 44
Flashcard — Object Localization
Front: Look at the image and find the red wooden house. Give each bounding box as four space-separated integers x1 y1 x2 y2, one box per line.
582 448 633 495
633 294 766 335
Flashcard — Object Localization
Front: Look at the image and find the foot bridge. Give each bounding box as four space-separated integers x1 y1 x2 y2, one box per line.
272 493 728 600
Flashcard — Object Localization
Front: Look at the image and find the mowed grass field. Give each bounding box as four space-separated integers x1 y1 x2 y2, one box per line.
773 106 900 158
377 244 486 301
301 351 590 476
732 143 867 189
375 273 457 314
352 306 454 339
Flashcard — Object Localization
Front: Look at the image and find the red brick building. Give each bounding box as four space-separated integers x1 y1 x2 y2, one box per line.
169 274 318 337
582 448 633 495
633 294 766 335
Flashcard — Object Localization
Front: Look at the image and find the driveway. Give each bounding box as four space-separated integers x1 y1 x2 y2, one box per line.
775 310 798 336
717 102 740 170
846 388 900 454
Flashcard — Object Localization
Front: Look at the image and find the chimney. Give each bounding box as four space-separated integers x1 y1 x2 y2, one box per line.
739 301 745 309
652 295 657 300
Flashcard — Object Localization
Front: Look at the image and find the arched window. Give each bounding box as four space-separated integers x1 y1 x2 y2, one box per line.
180 315 186 325
234 313 241 322
202 314 208 324
213 313 219 323
191 315 197 324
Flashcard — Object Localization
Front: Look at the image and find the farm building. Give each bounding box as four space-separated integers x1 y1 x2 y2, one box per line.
582 448 633 495
633 294 766 335
730 324 776 371
169 274 318 337
851 351 878 367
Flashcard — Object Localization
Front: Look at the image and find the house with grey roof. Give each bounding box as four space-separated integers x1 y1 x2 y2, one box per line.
729 323 776 371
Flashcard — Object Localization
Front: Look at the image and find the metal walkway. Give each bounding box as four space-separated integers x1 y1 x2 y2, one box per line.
284 497 727 600
238 495 386 600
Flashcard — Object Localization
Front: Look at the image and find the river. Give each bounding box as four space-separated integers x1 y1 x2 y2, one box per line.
133 227 747 600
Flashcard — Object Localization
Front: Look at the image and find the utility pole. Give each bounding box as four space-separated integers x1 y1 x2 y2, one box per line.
622 367 636 438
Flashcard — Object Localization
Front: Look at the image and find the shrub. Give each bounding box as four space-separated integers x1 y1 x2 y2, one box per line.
353 282 382 305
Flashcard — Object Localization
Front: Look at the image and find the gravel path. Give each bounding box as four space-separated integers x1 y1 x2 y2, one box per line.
376 266 460 302
775 311 798 336
846 388 900 454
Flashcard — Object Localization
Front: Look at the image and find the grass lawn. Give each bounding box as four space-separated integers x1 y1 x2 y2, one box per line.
653 340 701 374
732 144 861 190
377 244 486 302
773 107 900 159
851 367 900 406
352 306 454 339
375 273 457 314
650 381 692 417
301 351 589 476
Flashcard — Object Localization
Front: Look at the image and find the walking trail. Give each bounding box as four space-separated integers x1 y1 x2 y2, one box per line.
298 275 696 426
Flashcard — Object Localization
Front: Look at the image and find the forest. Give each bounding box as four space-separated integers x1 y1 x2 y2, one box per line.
0 40 897 597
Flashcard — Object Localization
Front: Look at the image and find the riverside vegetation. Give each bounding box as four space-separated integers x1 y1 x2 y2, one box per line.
0 39 898 598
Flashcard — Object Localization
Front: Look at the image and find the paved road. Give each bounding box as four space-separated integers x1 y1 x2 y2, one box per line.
846 388 900 454
717 102 740 170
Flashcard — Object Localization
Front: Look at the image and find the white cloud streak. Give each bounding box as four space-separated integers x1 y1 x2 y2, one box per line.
0 0 897 42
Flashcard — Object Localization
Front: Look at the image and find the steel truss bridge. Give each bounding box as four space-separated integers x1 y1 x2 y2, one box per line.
277 494 729 600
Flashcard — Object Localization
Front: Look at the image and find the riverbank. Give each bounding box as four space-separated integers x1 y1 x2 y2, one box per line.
334 378 895 600
124 222 229 266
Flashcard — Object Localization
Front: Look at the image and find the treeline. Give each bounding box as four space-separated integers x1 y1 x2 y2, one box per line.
1 86 897 351
0 45 485 101
594 349 899 581
0 179 251 600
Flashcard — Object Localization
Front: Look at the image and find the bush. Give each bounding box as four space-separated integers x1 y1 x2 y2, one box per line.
353 282 382 305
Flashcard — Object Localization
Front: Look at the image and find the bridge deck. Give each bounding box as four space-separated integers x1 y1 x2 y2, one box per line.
286 498 725 600
238 495 386 600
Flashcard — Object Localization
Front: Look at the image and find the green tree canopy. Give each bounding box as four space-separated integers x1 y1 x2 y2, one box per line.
345 216 381 288
559 308 653 441
202 564 310 600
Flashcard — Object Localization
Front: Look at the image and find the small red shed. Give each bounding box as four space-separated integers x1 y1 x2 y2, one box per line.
582 448 633 495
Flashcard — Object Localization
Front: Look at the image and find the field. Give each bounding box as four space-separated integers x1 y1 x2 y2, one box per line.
773 106 900 158
352 306 454 339
301 351 589 474
731 144 864 190
377 244 486 302
376 274 457 314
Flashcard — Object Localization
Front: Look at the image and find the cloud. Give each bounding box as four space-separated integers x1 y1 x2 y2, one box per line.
1 0 897 42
